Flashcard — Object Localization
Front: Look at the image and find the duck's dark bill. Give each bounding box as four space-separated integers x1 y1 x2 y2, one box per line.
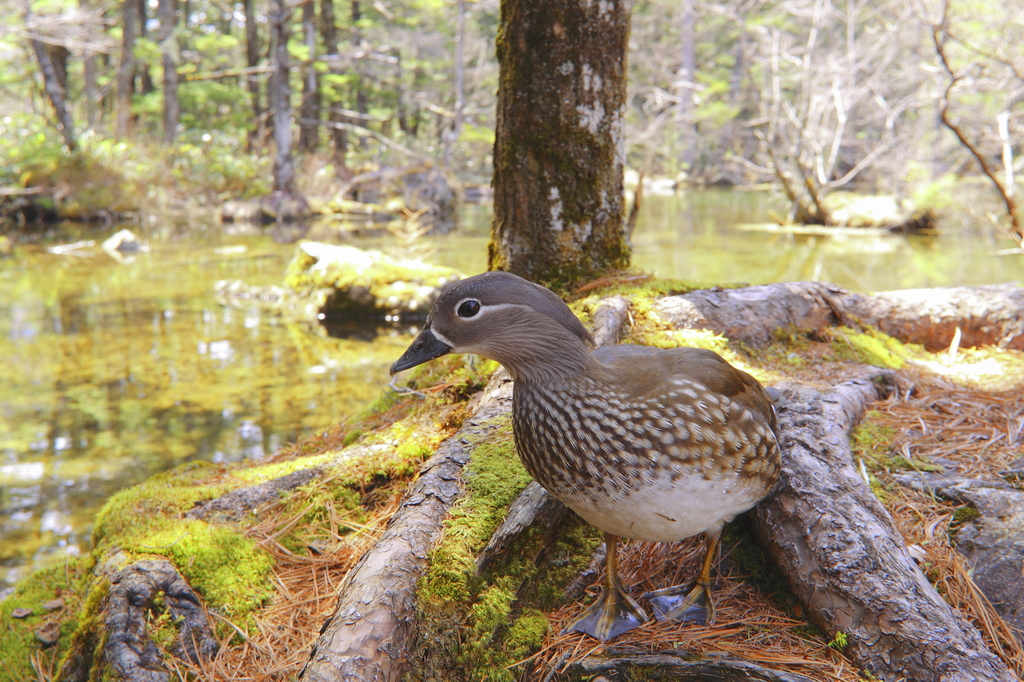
390 327 452 375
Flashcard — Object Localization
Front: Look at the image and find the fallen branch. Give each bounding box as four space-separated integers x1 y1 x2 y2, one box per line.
571 653 817 682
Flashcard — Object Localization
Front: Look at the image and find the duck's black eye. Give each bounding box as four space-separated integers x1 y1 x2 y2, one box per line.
457 299 481 318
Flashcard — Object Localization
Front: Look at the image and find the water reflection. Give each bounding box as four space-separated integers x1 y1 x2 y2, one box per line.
0 226 410 593
0 189 1020 595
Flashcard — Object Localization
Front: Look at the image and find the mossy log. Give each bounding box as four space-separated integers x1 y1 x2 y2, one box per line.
655 281 1024 351
755 375 1015 682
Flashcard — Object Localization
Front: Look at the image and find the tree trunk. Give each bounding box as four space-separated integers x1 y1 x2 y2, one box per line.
676 0 697 174
298 0 320 152
394 49 408 136
441 0 466 167
159 0 179 144
351 0 368 148
25 2 77 151
319 0 348 169
243 0 263 150
81 0 99 130
489 0 632 286
136 0 155 94
270 0 296 194
116 0 139 138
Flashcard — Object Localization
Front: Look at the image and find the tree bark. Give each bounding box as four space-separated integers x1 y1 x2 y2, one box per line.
57 560 219 682
136 0 155 94
441 0 466 167
489 0 632 285
570 654 817 682
270 0 296 194
25 5 77 151
158 0 179 144
81 0 99 130
296 282 1024 681
755 376 1015 682
298 0 321 152
676 0 697 174
116 0 139 138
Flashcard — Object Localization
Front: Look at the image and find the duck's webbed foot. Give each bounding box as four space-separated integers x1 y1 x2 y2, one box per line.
642 526 722 625
564 578 649 641
563 533 649 642
642 580 715 625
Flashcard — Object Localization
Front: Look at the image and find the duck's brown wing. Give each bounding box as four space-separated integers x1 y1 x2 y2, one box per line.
594 345 778 432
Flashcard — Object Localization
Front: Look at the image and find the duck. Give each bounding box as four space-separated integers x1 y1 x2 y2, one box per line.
390 271 780 641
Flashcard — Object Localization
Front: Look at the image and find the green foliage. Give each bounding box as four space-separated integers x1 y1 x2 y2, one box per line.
827 630 848 651
0 113 269 216
0 113 68 187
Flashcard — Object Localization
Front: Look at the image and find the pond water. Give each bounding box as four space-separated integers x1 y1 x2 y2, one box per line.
0 189 1020 594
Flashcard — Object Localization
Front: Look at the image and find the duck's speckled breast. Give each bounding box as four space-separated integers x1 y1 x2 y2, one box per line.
511 374 778 542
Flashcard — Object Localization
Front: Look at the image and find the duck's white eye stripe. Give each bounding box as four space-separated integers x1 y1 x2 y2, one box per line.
431 327 455 346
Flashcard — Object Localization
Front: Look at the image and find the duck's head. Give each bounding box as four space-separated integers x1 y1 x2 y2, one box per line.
389 271 595 382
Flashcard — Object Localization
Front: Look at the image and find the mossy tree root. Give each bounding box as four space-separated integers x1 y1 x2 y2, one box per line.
754 373 1016 682
58 559 219 682
298 375 515 682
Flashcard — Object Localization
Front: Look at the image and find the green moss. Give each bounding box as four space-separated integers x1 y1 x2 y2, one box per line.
851 411 940 475
830 326 914 369
505 609 549 662
52 575 111 682
419 421 531 607
953 504 981 526
850 411 897 469
634 328 731 355
0 557 91 682
569 276 698 316
130 522 275 616
89 463 274 625
412 419 602 681
282 243 460 318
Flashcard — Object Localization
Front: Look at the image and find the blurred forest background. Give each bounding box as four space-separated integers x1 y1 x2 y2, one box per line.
0 0 1021 233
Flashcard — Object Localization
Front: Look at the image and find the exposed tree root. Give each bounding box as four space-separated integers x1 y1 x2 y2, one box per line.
755 373 1016 681
655 281 1024 351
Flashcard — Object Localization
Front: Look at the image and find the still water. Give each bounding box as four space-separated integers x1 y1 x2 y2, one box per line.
0 190 1020 593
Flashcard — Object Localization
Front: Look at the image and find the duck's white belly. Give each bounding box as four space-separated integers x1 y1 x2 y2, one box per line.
560 473 764 542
